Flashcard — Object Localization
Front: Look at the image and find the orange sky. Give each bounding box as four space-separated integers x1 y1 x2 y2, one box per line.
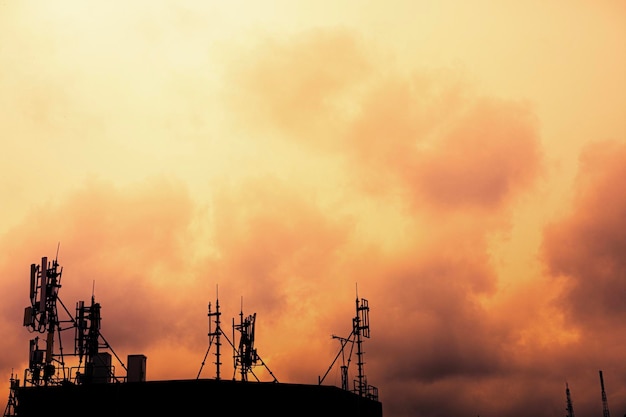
1 1 625 416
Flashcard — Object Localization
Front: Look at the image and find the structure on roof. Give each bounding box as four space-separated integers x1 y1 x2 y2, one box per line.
600 370 611 417
4 254 383 417
197 291 278 383
565 382 575 417
318 295 378 401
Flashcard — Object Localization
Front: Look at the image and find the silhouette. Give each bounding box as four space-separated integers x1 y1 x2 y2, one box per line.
5 255 383 417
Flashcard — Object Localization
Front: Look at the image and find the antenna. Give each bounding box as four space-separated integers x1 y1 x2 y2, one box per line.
22 254 126 387
354 297 369 396
3 369 19 416
55 242 60 263
197 289 276 382
22 256 63 385
565 382 575 417
599 370 611 417
197 285 226 380
211 287 222 380
319 292 377 401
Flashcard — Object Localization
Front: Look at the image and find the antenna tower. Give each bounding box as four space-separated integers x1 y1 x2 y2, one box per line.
23 256 65 385
2 371 19 417
198 290 230 380
21 254 126 387
233 310 257 381
232 299 277 382
318 293 378 401
565 382 575 417
599 370 611 417
74 293 115 384
354 297 369 397
197 293 277 383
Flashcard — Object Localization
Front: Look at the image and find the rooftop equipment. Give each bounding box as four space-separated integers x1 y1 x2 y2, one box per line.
319 291 378 401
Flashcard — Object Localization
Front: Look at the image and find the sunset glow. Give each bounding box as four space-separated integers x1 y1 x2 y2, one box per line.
1 1 625 416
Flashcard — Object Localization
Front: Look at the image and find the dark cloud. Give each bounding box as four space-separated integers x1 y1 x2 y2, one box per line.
539 140 626 416
542 140 626 327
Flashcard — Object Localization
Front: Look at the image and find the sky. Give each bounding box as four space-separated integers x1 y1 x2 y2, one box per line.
1 1 625 416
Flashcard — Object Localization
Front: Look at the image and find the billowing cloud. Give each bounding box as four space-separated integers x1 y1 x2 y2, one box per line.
222 31 544 218
538 140 626 416
222 28 371 147
208 177 352 313
543 140 626 326
214 28 626 417
0 177 203 382
411 98 541 210
216 29 558 417
2 2 625 416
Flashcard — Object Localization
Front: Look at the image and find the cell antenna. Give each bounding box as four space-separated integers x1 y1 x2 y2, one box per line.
22 254 126 388
319 291 378 401
565 382 575 417
599 370 611 417
198 289 276 382
197 285 226 380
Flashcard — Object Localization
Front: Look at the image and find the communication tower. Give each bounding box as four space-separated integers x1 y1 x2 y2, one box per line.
210 299 222 380
565 382 575 417
23 256 66 385
20 254 125 388
599 370 611 417
233 311 257 381
2 371 19 417
74 293 121 384
197 291 230 380
197 293 277 383
319 292 378 401
232 300 277 382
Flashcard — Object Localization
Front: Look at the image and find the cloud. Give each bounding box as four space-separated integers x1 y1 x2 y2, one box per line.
214 28 573 417
341 79 544 216
204 176 358 378
0 177 203 379
410 98 542 209
208 177 351 308
538 140 626 416
542 140 626 328
222 30 544 217
4 19 623 417
221 27 372 147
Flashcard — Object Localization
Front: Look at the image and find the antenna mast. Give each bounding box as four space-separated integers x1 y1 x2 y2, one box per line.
354 297 369 397
232 301 278 383
23 256 64 385
197 287 226 380
318 292 378 401
3 371 19 417
234 309 256 381
22 254 125 387
198 290 276 382
565 382 575 417
599 370 611 417
211 298 222 380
